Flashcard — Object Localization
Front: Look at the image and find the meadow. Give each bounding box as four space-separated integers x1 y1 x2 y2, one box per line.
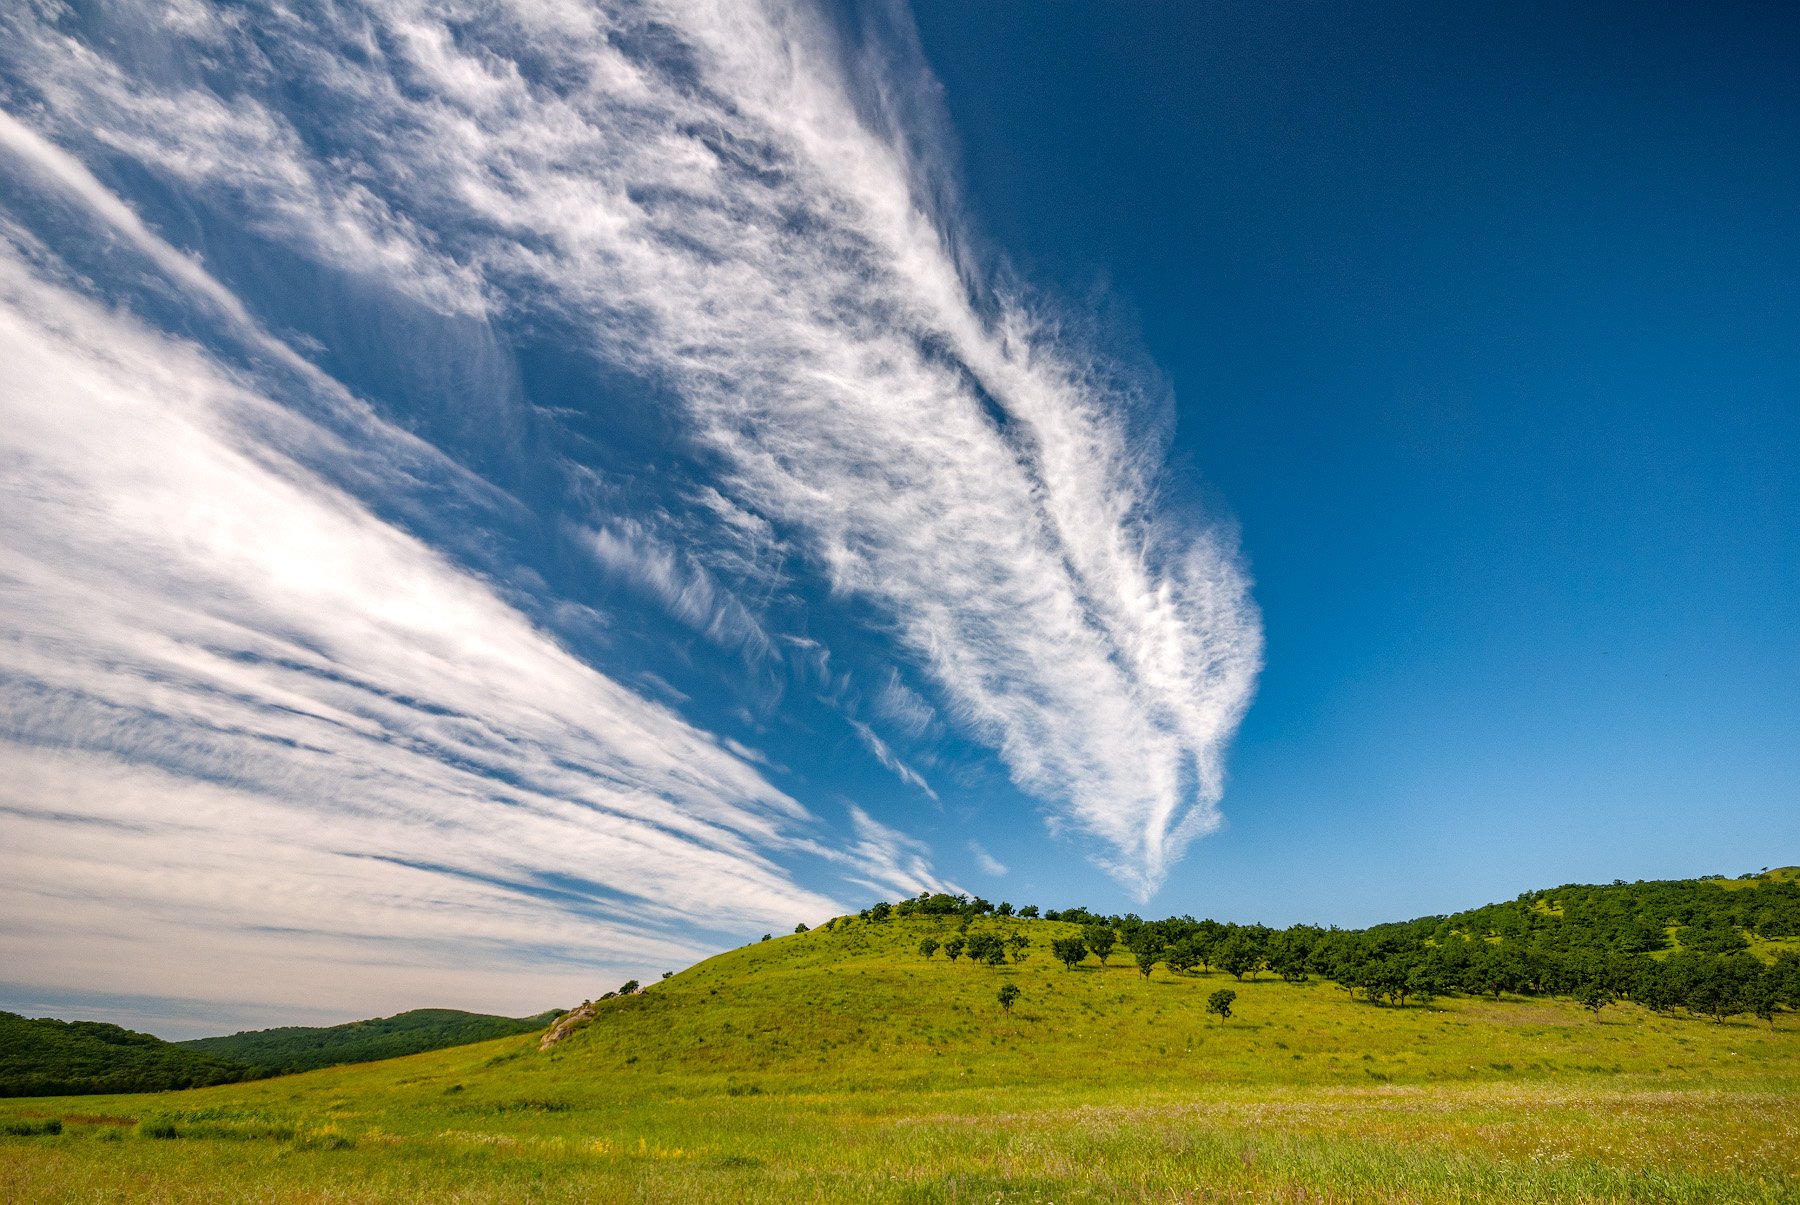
4 912 1798 1202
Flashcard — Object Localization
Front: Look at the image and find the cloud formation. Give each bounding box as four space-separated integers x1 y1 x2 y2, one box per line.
0 208 850 1026
0 0 1261 899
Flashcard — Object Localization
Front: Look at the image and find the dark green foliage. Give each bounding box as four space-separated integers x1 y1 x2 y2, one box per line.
1051 936 1087 970
618 980 641 997
1 1118 62 1136
0 1012 253 1097
1577 983 1612 1017
917 938 939 960
1018 905 1040 918
1007 933 1031 963
997 984 1021 1015
176 1008 562 1076
965 932 1007 967
866 867 1799 1029
943 936 965 962
1128 932 1164 980
1207 989 1236 1024
794 922 809 934
1215 933 1261 981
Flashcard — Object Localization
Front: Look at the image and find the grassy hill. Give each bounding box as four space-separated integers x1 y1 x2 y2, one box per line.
177 1008 563 1074
0 1014 251 1098
3 873 1800 1201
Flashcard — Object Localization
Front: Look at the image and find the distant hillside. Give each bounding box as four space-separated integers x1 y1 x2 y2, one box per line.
0 1012 251 1097
178 1008 563 1074
1369 866 1800 956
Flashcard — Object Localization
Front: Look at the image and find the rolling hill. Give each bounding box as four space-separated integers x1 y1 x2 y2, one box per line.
177 1008 563 1074
0 1014 250 1099
2 869 1797 1201
0 1008 560 1096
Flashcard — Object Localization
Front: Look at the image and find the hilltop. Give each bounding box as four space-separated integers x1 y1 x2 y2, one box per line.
0 1014 250 1099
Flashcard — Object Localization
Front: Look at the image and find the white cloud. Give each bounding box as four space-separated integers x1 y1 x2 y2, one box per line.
839 804 960 900
0 226 843 1028
967 840 1009 878
874 667 940 742
584 519 775 663
0 0 1263 898
847 718 938 803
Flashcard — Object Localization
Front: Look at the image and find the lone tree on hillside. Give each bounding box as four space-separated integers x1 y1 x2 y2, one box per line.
1007 933 1031 963
998 983 1021 1017
1082 923 1117 966
944 936 966 962
1576 982 1612 1019
918 937 939 960
1207 988 1236 1026
618 980 640 996
794 922 809 933
1052 936 1088 970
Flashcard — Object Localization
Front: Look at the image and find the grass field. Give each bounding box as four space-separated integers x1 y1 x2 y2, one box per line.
4 915 1798 1202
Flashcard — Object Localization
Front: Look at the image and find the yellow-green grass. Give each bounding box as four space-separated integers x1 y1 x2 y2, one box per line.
5 915 1798 1202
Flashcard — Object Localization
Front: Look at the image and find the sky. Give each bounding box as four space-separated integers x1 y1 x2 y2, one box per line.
0 0 1793 1038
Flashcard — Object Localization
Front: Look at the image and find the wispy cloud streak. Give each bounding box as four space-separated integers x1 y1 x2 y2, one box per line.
1 0 1261 897
0 222 844 1023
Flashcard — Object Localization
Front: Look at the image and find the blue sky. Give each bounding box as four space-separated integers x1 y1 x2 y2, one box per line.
0 0 1794 1037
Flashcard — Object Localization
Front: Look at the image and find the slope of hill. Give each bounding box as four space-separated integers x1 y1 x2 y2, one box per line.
0 1013 251 1098
177 1008 562 1075
3 870 1797 1201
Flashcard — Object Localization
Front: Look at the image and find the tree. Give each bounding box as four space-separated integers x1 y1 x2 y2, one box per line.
618 980 640 996
794 922 809 934
1018 905 1040 919
944 936 965 962
996 902 1015 917
1007 933 1032 963
1052 936 1088 970
1162 939 1197 975
918 938 939 960
1207 989 1236 1025
1082 924 1117 966
1576 982 1611 1018
998 984 1021 1017
1747 978 1780 1029
1216 934 1258 981
1130 934 1165 981
966 932 1007 967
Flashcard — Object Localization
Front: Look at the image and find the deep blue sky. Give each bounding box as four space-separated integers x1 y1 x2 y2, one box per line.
0 0 1794 1033
909 0 1799 920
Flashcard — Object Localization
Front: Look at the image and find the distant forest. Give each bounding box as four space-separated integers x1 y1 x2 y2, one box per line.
857 869 1800 1024
0 1008 559 1097
178 1008 563 1074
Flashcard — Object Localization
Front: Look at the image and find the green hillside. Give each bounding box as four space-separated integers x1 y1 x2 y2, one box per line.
0 1014 250 1098
177 1008 563 1074
3 872 1800 1201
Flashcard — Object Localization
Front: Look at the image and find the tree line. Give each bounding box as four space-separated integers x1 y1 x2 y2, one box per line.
850 872 1800 1026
